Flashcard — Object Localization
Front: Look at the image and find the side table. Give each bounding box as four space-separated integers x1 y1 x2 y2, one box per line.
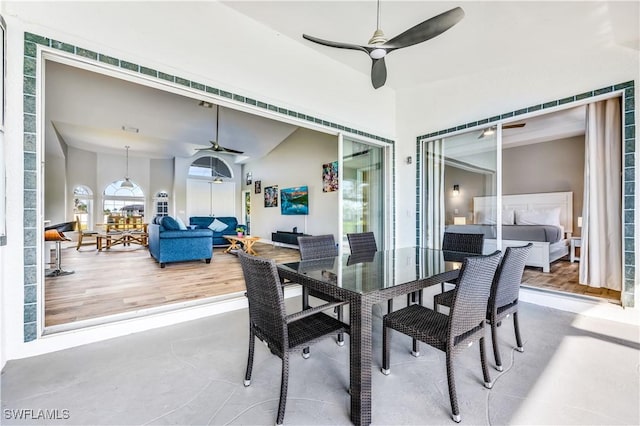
570 237 581 262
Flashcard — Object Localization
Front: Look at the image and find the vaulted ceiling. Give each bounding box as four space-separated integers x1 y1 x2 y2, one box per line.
43 1 638 161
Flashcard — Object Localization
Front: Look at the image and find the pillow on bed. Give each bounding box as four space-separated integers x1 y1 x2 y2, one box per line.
476 209 515 225
515 207 561 226
502 209 515 225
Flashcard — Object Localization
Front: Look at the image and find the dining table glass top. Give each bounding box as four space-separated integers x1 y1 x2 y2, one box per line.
278 246 468 294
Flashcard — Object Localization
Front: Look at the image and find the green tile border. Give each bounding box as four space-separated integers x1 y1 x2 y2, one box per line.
415 81 636 308
22 32 396 342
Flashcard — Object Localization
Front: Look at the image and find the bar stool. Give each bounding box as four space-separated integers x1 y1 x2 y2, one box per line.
45 221 75 277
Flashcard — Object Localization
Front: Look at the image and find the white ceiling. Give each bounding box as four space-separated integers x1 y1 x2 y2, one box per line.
43 1 638 161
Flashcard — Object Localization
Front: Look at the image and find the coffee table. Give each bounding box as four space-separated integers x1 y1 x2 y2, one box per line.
223 235 260 255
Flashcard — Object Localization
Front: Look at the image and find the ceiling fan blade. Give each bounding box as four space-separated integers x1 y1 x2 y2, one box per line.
303 34 369 54
220 146 244 155
371 57 387 89
504 123 526 129
384 7 465 52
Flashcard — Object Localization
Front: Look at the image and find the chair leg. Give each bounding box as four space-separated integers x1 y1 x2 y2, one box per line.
387 298 393 314
490 318 502 371
381 323 390 375
76 233 83 250
480 336 493 388
337 306 344 346
445 350 460 423
513 311 524 352
46 241 74 277
244 329 255 387
276 354 290 426
302 288 310 357
411 338 420 357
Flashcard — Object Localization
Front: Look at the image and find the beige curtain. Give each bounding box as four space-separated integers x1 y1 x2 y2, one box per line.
579 98 622 290
425 139 445 249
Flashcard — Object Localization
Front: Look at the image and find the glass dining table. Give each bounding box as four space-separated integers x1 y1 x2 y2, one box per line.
277 247 467 426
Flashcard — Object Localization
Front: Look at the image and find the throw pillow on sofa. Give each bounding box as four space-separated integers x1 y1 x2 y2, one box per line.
161 216 182 231
208 218 228 232
175 216 188 230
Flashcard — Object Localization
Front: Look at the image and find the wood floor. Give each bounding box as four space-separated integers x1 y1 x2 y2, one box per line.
522 257 622 303
45 242 300 327
45 243 621 327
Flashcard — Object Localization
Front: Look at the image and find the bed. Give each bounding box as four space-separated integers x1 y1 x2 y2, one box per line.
446 191 573 272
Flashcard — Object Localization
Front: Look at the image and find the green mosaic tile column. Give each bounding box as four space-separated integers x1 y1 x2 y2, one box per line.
21 31 394 342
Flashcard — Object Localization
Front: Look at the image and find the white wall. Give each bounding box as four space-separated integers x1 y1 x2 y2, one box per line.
395 47 639 248
243 127 339 240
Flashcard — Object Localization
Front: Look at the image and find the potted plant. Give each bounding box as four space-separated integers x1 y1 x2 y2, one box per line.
236 227 244 238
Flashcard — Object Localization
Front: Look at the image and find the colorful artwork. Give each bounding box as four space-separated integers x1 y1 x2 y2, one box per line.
322 161 338 192
281 186 309 215
264 185 278 207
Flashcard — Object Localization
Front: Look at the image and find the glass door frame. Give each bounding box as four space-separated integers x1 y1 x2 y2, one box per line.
338 133 394 253
417 124 504 251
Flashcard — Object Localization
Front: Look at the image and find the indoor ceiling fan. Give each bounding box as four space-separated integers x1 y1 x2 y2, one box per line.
302 1 465 89
478 123 526 139
195 105 244 155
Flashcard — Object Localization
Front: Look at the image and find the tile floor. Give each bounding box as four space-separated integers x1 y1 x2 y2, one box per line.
2 288 639 425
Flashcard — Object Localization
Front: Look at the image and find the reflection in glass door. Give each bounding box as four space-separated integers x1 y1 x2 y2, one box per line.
342 138 385 250
421 126 499 252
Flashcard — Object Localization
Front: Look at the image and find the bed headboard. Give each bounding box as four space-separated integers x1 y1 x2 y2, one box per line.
473 191 573 234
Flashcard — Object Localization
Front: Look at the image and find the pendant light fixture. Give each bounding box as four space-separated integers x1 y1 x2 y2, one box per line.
120 145 134 188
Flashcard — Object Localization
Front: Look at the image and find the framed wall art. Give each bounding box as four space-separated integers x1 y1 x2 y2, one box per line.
281 186 308 215
322 161 338 192
254 180 261 194
264 185 278 207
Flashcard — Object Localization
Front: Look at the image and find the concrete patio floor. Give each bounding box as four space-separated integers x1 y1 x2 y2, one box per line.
2 288 639 425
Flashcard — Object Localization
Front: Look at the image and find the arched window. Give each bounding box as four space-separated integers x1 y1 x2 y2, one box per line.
189 156 232 179
103 179 145 222
73 185 93 229
154 191 169 217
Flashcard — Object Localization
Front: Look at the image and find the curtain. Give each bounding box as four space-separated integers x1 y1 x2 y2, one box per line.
580 98 622 290
425 139 445 249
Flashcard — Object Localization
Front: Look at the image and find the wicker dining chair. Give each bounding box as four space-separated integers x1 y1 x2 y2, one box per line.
297 235 345 349
347 231 377 254
434 243 533 371
381 251 502 423
238 252 349 426
439 232 485 292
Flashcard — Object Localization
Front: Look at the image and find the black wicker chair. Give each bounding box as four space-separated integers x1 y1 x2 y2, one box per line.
297 235 345 349
238 252 349 426
439 232 485 292
347 231 377 254
381 251 502 423
434 243 533 371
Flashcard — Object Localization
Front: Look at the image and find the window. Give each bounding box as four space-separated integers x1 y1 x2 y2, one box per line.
154 191 169 217
103 179 145 222
189 156 232 178
73 185 93 229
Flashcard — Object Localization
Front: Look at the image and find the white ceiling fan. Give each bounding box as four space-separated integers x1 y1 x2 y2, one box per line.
302 1 465 89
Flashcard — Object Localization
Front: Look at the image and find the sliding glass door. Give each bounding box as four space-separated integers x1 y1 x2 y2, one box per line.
342 137 385 250
421 126 499 252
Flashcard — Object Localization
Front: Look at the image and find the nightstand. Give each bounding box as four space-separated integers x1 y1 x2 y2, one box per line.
570 237 581 262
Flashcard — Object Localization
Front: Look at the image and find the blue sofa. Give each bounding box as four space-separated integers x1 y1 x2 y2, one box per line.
189 216 245 246
148 216 213 268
